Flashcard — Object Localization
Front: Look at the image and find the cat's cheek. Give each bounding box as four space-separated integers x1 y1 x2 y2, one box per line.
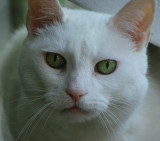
45 92 73 110
79 93 109 110
135 76 148 102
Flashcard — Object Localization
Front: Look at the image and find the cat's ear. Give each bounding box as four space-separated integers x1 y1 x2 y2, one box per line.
26 0 63 36
108 0 155 50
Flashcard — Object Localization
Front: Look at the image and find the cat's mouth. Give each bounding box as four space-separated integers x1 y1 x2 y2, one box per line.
63 105 88 114
61 105 100 122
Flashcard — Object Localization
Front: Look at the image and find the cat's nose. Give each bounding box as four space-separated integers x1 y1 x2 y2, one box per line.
66 89 87 102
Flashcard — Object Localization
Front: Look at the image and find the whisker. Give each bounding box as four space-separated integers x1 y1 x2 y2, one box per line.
97 114 112 138
26 105 52 141
16 103 50 141
41 107 55 130
109 104 130 115
103 110 121 128
8 96 46 113
110 98 131 106
11 88 48 95
101 112 115 140
23 88 48 93
5 88 48 106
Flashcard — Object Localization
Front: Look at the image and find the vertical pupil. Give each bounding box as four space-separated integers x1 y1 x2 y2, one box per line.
54 55 58 62
106 61 109 68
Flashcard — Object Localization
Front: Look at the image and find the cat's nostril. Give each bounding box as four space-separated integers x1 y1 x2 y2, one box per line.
66 90 87 102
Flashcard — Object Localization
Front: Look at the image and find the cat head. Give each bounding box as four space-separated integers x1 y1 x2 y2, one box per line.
19 0 155 123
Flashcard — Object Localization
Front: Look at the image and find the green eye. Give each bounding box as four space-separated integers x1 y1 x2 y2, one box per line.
96 60 117 75
46 52 66 69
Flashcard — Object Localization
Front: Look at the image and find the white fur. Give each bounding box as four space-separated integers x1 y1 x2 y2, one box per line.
0 7 160 141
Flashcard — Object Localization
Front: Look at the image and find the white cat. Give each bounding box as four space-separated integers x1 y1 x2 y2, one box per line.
0 0 160 141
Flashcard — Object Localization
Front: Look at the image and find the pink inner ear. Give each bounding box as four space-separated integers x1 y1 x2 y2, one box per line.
26 0 63 36
109 0 155 50
126 9 152 48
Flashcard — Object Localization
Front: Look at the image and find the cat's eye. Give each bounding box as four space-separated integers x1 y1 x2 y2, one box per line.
46 52 66 69
96 60 117 75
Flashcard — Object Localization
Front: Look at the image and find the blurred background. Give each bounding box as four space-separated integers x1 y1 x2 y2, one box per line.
0 0 78 48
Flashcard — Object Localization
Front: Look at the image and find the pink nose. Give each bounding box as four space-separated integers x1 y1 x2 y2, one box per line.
66 90 87 102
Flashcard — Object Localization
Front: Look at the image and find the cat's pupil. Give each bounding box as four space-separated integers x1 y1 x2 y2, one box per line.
106 61 109 68
54 55 58 62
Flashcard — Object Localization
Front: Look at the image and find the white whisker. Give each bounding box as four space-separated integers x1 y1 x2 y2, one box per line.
97 113 112 139
101 112 115 140
110 104 129 115
26 105 51 141
103 110 121 128
16 103 51 141
8 96 46 113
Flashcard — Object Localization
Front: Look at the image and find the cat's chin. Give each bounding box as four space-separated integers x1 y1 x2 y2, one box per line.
60 106 97 123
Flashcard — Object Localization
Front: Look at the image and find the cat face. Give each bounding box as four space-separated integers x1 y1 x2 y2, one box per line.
19 0 155 123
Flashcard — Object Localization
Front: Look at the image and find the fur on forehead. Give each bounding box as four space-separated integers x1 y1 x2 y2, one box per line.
26 8 140 59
